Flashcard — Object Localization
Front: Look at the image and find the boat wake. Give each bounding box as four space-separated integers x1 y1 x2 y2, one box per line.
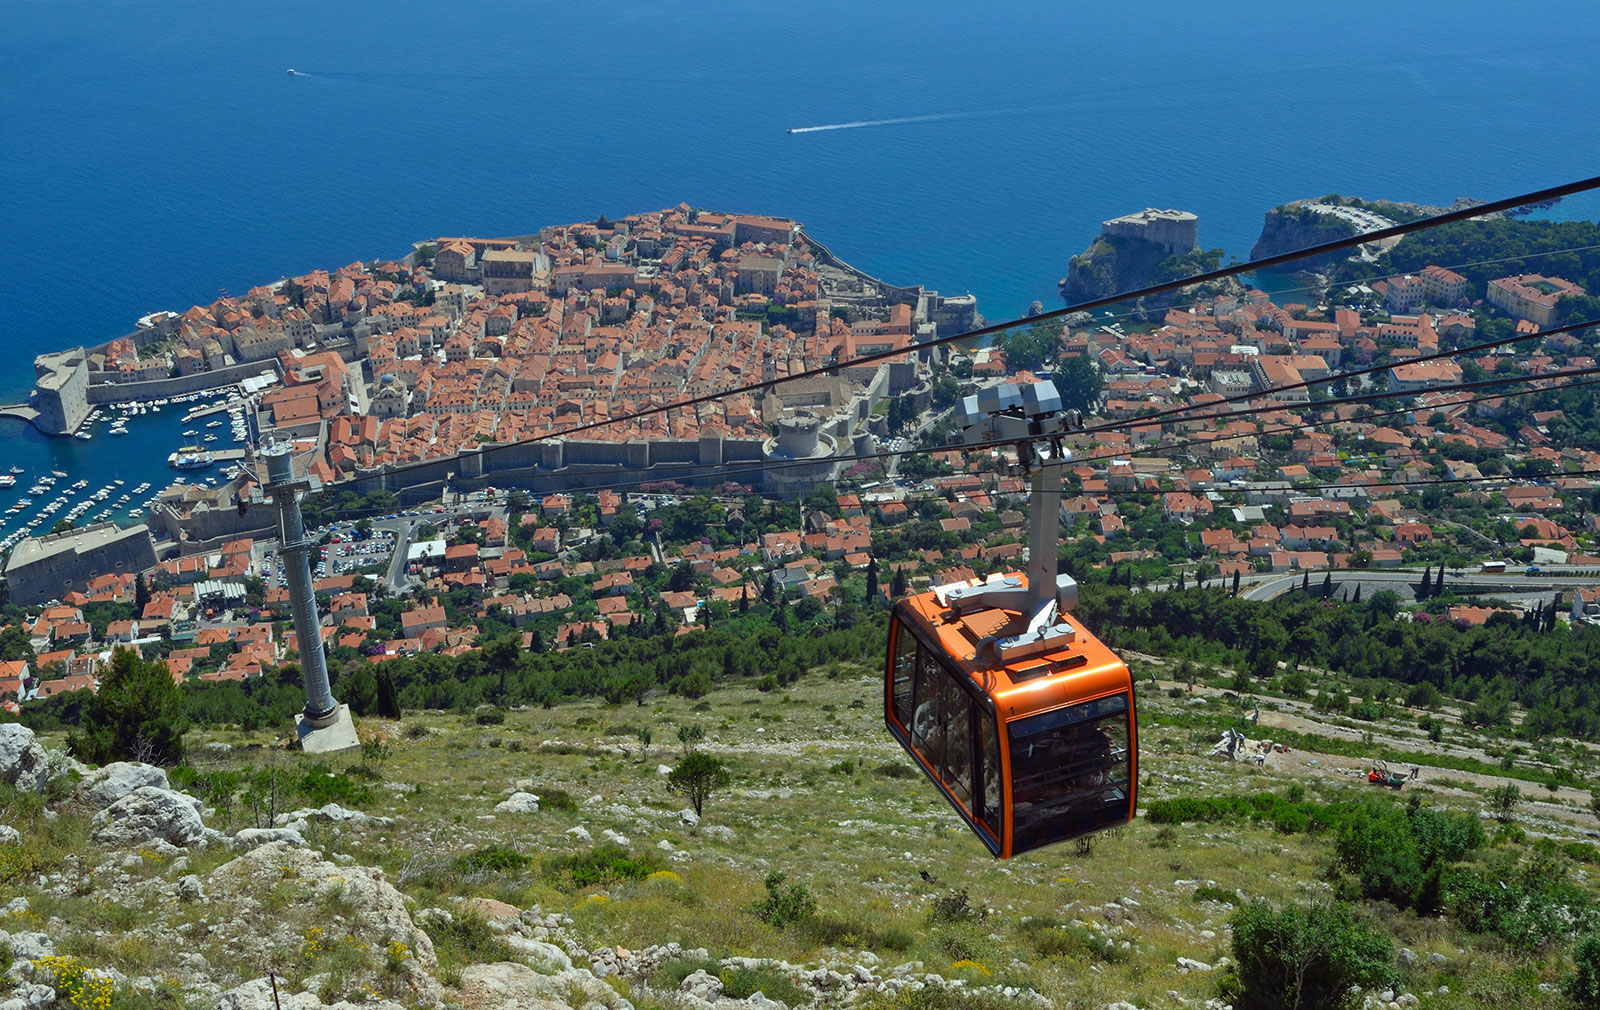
788 112 967 134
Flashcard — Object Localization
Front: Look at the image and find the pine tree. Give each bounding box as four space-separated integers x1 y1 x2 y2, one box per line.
70 647 188 766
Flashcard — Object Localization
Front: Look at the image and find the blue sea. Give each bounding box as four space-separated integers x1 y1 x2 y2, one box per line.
3 0 1600 523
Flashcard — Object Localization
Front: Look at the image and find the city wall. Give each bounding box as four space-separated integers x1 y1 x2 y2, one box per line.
4 523 158 606
345 434 808 499
86 360 281 405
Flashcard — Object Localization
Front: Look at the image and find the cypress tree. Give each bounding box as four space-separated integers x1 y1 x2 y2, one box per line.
1322 571 1333 598
1232 569 1241 597
739 584 749 614
1352 583 1362 604
891 567 908 598
866 558 879 604
1302 571 1311 593
374 669 402 720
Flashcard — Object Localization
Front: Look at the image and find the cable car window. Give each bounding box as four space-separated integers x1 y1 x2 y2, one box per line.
940 674 974 808
911 645 946 773
977 711 1002 835
891 619 917 728
1008 692 1132 853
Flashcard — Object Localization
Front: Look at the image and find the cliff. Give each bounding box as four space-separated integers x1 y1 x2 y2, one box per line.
1248 201 1362 270
1249 194 1495 271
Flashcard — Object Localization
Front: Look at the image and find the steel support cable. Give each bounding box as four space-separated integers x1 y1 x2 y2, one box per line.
292 350 1600 519
364 174 1600 483
1075 314 1600 438
431 357 1600 499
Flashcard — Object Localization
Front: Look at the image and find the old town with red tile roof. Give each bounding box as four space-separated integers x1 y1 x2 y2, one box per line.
5 206 1599 710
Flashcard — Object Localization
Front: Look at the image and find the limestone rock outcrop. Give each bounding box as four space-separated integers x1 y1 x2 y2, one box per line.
90 785 210 848
0 725 53 793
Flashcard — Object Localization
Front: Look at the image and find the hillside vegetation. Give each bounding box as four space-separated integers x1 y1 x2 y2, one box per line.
8 620 1600 1010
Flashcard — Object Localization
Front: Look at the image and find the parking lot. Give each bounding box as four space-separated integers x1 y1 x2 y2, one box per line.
261 513 439 585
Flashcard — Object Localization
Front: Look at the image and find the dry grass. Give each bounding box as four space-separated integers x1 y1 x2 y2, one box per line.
10 664 1599 1008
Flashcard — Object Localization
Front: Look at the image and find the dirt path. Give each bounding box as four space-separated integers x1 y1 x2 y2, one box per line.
1129 656 1600 834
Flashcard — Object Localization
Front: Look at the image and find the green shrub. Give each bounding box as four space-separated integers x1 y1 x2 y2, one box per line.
750 871 816 927
1226 901 1395 1010
1565 842 1600 865
850 989 1021 1010
929 887 982 923
1489 782 1522 822
1567 934 1600 1008
1193 885 1237 904
655 955 722 989
537 787 578 811
169 767 241 822
1333 802 1482 914
873 762 916 779
802 914 915 952
454 844 531 874
1017 916 1125 963
719 966 808 1006
474 707 506 725
1446 853 1597 955
544 845 657 889
420 909 513 969
294 763 374 808
0 840 50 885
877 925 916 952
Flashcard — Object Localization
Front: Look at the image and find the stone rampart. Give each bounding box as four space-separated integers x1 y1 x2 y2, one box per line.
85 360 281 405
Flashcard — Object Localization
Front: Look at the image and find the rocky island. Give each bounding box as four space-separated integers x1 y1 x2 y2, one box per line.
1059 208 1234 315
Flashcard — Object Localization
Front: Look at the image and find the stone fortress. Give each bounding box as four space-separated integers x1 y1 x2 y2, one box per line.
1099 208 1200 255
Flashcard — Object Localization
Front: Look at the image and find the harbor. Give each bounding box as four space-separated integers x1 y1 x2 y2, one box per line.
0 387 258 555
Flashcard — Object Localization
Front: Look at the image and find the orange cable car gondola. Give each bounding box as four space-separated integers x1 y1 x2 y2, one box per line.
882 380 1137 858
